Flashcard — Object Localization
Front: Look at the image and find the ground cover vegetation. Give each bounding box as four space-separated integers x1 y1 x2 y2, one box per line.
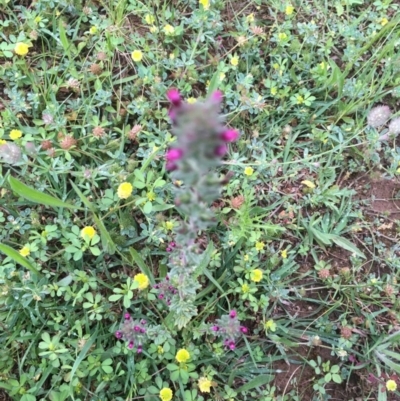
1 0 400 400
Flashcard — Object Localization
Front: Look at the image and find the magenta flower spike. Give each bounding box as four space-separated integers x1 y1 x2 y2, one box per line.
167 88 182 107
210 90 223 103
115 331 122 339
215 144 227 157
221 129 240 142
166 148 183 162
124 313 131 320
229 310 237 318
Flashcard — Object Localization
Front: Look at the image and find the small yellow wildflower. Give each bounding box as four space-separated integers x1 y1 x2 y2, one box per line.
230 56 239 67
117 182 133 199
246 13 255 23
199 0 210 10
176 348 190 363
165 221 174 230
149 25 157 33
281 249 288 259
242 283 250 293
244 167 254 176
81 226 96 240
187 97 197 104
9 130 22 140
251 269 263 282
14 42 29 56
271 87 278 96
147 191 156 201
159 388 173 401
34 16 42 24
296 95 304 104
264 319 277 332
89 26 98 35
380 17 389 26
285 5 294 16
157 345 164 354
0 139 7 145
278 32 288 41
164 24 175 35
55 10 61 17
219 72 226 81
255 241 265 252
386 379 397 392
145 14 155 24
169 53 175 60
134 273 150 290
131 50 143 62
198 377 212 393
19 246 30 257
244 254 249 261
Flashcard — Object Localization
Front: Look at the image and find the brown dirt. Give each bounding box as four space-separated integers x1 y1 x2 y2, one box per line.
0 390 11 401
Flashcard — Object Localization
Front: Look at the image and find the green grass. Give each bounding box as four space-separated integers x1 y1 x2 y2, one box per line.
1 0 400 400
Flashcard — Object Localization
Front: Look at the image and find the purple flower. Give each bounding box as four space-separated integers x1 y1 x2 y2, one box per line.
166 161 178 171
221 129 240 142
211 325 220 332
167 88 182 107
140 319 147 325
170 242 176 248
228 341 236 350
229 310 237 319
134 325 141 332
166 148 183 162
158 293 164 299
240 326 248 334
124 313 131 320
137 346 143 354
128 341 134 349
166 247 172 252
215 144 227 157
115 331 123 339
210 90 223 103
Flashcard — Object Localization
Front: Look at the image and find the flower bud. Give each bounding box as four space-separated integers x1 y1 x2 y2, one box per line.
221 128 239 142
167 88 182 107
229 310 237 319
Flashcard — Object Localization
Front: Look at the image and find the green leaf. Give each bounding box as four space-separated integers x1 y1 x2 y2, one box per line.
328 234 366 259
8 176 81 210
332 374 342 384
206 69 221 96
235 374 273 393
0 243 40 275
143 201 153 214
129 248 154 284
108 294 123 302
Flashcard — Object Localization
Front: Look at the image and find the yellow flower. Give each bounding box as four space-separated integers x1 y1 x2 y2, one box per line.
131 50 143 62
0 139 7 145
89 26 98 35
296 95 304 104
19 246 30 257
199 0 210 10
81 226 96 240
165 221 174 230
169 53 175 60
230 56 239 66
278 32 288 41
164 24 175 35
117 182 133 199
145 14 155 24
281 249 288 259
134 273 150 290
187 97 197 104
255 241 265 251
150 25 157 33
380 17 389 26
386 379 397 392
9 130 22 140
147 191 156 201
244 167 254 176
270 87 278 96
15 42 29 56
265 319 277 332
159 388 173 401
250 269 263 282
219 72 226 81
176 348 190 363
246 13 255 22
198 377 212 393
285 5 294 15
157 345 164 354
244 254 249 261
242 283 250 293
34 16 42 24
